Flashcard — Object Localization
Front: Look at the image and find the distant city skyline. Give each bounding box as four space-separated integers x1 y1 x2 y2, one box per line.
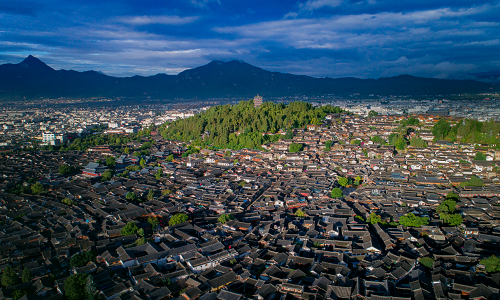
1 0 499 80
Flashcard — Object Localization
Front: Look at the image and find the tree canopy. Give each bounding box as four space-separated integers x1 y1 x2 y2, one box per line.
368 212 382 225
436 200 457 214
475 152 487 160
106 156 116 167
289 143 304 153
432 119 451 140
31 182 44 195
121 221 139 236
440 213 463 226
480 255 500 273
460 175 484 187
64 273 89 300
331 188 343 198
295 209 306 217
419 257 434 268
59 164 79 175
159 100 343 150
338 177 349 187
218 213 234 224
399 213 429 227
21 268 32 283
126 192 138 201
1 265 18 287
70 251 96 268
147 216 160 229
101 170 113 182
169 213 189 226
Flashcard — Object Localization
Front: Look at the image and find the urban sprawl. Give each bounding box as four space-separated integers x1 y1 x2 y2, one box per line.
1 96 500 300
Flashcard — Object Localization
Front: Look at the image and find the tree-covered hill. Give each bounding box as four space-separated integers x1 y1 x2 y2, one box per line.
159 100 343 149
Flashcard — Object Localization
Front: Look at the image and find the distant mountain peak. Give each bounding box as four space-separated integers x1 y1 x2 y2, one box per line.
19 55 54 72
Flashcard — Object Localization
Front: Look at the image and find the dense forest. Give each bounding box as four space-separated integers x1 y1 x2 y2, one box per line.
432 118 500 145
159 100 343 149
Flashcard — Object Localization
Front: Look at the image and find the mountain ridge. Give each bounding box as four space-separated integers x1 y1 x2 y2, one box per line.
0 55 497 100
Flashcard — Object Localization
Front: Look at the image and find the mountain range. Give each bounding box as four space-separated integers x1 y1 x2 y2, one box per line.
0 55 497 100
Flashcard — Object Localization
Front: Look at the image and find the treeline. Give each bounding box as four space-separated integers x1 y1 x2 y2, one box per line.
432 118 500 145
159 100 343 149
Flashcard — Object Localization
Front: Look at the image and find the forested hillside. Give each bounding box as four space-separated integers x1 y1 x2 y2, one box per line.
159 100 343 149
432 118 500 145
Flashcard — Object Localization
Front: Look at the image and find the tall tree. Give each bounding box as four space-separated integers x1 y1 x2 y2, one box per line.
1 265 18 287
64 274 89 300
21 268 32 283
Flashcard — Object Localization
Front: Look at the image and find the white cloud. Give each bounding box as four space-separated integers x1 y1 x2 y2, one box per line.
118 15 199 25
300 0 343 11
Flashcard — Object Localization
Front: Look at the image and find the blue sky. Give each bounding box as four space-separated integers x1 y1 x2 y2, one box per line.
1 0 499 79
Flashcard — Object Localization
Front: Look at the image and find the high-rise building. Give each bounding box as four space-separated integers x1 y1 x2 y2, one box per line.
254 95 263 107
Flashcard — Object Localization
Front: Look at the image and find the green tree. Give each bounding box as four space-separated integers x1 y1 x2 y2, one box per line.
147 216 160 230
121 221 139 236
123 147 130 154
140 158 146 168
395 138 407 151
284 128 294 139
155 169 163 180
135 237 146 246
440 213 463 226
11 290 26 300
461 175 484 187
1 265 18 287
368 110 379 118
331 188 343 198
61 198 75 206
70 251 95 268
371 135 386 144
289 143 304 153
480 255 500 273
70 253 86 268
432 119 451 140
166 154 174 162
354 175 362 186
446 192 459 201
295 209 306 217
101 170 113 182
419 257 434 268
475 152 487 160
169 213 189 226
137 228 145 237
64 273 89 300
59 164 74 175
31 182 44 194
147 189 155 201
126 192 137 201
338 177 349 187
21 268 32 283
409 137 427 148
218 213 234 224
224 150 231 157
399 213 429 227
325 141 332 151
436 199 457 214
368 212 382 225
106 156 116 167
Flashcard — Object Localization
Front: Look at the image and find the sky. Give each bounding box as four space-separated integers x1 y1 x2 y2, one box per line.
1 0 500 80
